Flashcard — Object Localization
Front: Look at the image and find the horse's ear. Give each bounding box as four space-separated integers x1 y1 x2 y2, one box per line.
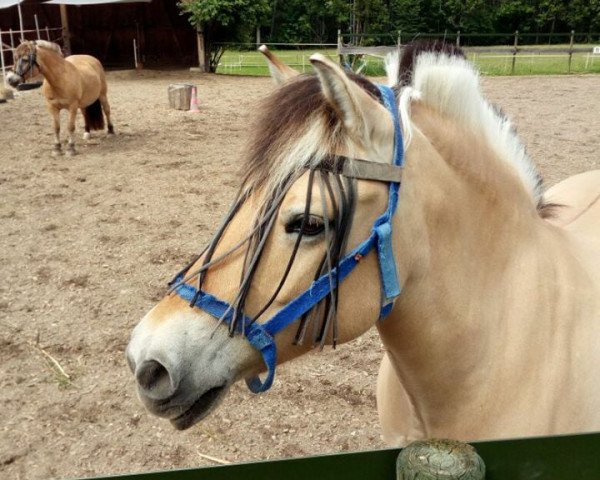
259 45 300 85
309 53 390 143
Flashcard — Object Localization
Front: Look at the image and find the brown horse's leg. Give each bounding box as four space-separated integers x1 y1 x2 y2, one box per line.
66 105 78 156
50 106 62 156
100 94 114 134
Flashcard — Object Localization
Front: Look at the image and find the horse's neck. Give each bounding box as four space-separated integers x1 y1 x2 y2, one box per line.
36 46 67 88
378 103 584 437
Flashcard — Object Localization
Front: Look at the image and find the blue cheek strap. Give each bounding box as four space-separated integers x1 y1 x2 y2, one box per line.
171 84 404 393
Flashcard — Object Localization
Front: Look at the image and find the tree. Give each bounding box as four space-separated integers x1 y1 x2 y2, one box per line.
179 0 271 72
352 0 388 40
388 0 428 36
268 0 350 44
564 0 600 35
534 0 568 36
444 0 495 33
495 0 537 33
178 0 600 68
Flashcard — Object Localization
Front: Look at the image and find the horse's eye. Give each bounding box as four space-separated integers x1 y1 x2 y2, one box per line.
285 215 325 236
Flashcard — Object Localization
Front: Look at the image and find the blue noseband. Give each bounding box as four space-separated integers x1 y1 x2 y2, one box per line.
171 85 404 393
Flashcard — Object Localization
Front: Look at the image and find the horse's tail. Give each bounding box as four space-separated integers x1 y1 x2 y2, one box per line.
83 99 105 131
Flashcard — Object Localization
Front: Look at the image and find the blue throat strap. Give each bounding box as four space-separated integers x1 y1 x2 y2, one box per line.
171 84 404 393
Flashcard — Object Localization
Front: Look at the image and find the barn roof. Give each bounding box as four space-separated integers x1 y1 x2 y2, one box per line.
0 0 24 9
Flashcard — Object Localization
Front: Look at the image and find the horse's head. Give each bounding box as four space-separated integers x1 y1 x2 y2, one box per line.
7 40 62 87
7 42 39 87
126 49 403 429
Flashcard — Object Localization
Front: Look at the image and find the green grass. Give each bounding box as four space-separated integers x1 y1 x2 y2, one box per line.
217 48 338 76
473 52 600 75
216 45 600 76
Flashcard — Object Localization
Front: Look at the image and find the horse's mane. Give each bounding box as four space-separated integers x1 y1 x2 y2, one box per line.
244 41 545 213
34 40 63 56
393 41 543 207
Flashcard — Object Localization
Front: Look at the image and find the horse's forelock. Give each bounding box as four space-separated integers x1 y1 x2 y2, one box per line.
15 42 35 56
242 73 382 192
16 40 62 57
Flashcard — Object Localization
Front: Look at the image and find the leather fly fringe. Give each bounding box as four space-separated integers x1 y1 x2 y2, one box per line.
175 164 357 349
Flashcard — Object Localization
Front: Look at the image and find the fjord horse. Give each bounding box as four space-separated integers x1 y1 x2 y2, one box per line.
127 43 600 445
8 40 113 155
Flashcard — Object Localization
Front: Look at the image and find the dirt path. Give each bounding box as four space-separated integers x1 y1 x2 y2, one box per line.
1 70 598 480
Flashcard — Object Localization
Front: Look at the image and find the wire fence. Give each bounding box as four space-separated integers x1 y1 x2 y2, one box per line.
215 42 337 75
341 31 600 76
341 30 600 47
215 31 600 77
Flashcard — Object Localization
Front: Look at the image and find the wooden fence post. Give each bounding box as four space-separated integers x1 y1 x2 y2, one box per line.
337 29 343 65
59 4 71 54
568 30 575 73
196 24 206 72
397 440 485 480
511 30 519 75
397 30 402 47
456 30 461 47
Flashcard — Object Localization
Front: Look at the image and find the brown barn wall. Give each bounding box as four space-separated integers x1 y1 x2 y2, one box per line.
1 0 196 68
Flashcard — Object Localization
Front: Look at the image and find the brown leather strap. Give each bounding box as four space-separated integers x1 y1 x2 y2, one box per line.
317 155 403 183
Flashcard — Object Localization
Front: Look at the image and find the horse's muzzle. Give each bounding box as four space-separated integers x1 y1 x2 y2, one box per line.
128 354 229 430
125 312 237 430
6 72 23 88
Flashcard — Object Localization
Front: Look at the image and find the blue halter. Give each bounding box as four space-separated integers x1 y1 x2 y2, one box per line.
171 85 404 393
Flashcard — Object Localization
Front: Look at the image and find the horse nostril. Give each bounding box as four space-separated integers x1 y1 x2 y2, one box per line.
136 359 176 399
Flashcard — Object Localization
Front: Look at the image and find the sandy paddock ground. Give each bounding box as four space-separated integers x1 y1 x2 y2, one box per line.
0 69 599 480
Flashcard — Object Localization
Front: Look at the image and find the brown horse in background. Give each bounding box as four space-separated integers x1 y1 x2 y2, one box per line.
7 40 113 155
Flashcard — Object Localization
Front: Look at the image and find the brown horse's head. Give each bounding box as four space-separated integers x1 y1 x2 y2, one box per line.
7 40 61 87
126 50 399 430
